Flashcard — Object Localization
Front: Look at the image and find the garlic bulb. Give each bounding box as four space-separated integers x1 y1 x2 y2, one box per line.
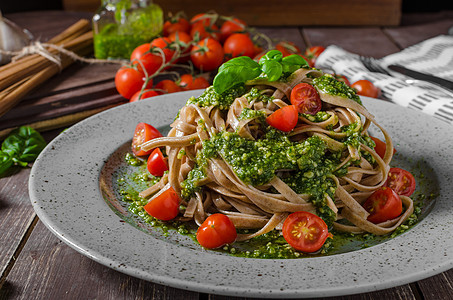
0 11 33 64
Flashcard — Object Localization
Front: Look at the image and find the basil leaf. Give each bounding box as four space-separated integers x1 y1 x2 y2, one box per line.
261 60 282 81
1 126 46 165
259 50 283 64
213 56 261 94
281 54 309 74
0 152 13 176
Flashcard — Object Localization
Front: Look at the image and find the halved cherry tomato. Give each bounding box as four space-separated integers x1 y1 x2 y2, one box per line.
219 17 246 42
190 38 224 71
290 83 322 115
362 186 403 224
131 122 163 156
155 79 182 94
351 80 381 98
163 16 190 36
223 33 255 59
304 46 325 66
266 105 299 132
147 148 168 177
129 89 159 102
369 136 395 159
144 186 180 221
115 65 152 100
385 168 416 197
196 214 237 249
282 211 329 253
178 74 210 90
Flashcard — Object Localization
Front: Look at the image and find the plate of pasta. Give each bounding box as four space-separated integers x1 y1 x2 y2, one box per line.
29 56 453 298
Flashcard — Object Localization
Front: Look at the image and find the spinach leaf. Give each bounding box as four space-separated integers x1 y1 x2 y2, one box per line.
213 56 261 94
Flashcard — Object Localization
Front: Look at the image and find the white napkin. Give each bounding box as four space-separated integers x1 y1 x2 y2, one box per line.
315 35 453 125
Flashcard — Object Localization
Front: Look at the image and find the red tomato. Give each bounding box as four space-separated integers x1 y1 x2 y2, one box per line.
304 46 325 66
334 74 350 86
196 214 237 249
282 211 329 253
115 65 152 100
266 105 299 132
131 122 163 156
144 186 180 221
179 74 210 90
219 17 246 42
363 187 403 224
130 44 160 76
223 33 256 59
351 80 381 98
155 79 182 94
150 37 175 65
147 148 168 177
130 89 159 102
163 17 190 36
190 21 220 40
190 13 216 26
275 41 301 56
190 38 224 71
369 136 395 159
168 31 192 63
290 83 322 115
385 168 416 197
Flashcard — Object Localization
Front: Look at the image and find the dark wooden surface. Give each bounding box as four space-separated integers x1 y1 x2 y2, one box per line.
1 10 453 300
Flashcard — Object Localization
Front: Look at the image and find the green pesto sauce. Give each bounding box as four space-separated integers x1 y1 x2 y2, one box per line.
187 85 247 110
313 74 362 104
303 111 331 122
93 3 163 59
238 107 266 122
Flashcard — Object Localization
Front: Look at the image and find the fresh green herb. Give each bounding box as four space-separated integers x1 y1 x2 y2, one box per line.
0 126 46 176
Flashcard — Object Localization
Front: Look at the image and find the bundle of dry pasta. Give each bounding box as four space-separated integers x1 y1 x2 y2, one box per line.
0 19 93 118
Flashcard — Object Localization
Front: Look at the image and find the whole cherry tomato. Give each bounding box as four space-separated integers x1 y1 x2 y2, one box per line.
168 31 192 63
155 79 182 94
115 65 152 100
190 13 216 26
275 41 301 56
363 187 403 224
190 38 224 71
178 74 210 90
190 21 220 40
163 16 190 36
147 148 168 177
196 214 237 249
351 80 381 98
144 186 180 221
304 46 325 66
223 33 255 59
130 43 162 75
290 83 322 115
219 17 246 42
385 167 416 197
266 105 299 132
130 89 160 102
131 122 162 156
282 211 329 253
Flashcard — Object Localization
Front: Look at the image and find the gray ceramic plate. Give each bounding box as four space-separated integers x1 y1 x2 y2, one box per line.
29 90 453 298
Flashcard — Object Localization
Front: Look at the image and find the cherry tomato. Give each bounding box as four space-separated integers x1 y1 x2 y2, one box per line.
190 21 220 41
130 89 160 102
144 186 180 221
155 79 182 94
223 33 255 59
163 16 190 36
334 74 350 86
190 13 216 26
282 211 329 253
131 122 163 156
150 37 175 65
219 17 246 42
385 168 416 197
351 80 381 98
290 83 322 115
115 65 152 100
190 38 224 71
196 214 237 249
179 74 210 90
275 41 301 56
266 105 299 132
369 136 395 159
363 186 403 224
304 46 325 66
168 31 192 63
130 43 163 75
147 148 168 177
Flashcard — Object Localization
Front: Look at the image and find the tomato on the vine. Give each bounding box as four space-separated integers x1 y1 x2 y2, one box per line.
144 186 180 221
147 148 168 177
150 37 175 65
163 16 190 36
219 17 246 42
304 46 325 66
168 31 192 63
351 79 381 98
223 33 255 59
363 187 403 224
385 168 416 197
190 13 216 26
115 65 152 100
130 43 163 76
155 79 182 94
196 214 237 249
266 105 299 132
290 83 322 115
275 41 301 57
178 74 210 90
130 89 159 102
190 38 224 71
369 136 395 159
190 21 220 41
131 122 162 156
282 211 329 253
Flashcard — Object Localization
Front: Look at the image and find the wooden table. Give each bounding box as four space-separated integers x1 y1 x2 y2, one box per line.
1 10 453 300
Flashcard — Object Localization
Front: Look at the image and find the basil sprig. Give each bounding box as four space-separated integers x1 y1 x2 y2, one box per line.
0 126 46 176
213 50 308 94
